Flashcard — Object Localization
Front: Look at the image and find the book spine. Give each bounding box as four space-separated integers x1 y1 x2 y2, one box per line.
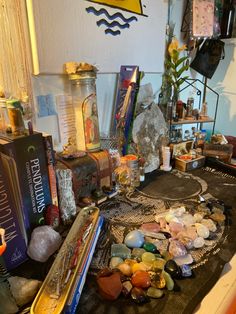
43 135 58 206
0 155 27 270
0 133 52 237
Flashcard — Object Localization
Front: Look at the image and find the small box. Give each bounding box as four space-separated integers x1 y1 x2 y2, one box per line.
170 141 194 157
203 143 233 163
175 154 205 172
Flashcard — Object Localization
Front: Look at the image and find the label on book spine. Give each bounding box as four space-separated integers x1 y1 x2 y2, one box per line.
43 134 58 206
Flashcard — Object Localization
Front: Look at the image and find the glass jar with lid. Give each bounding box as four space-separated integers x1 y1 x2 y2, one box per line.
66 63 101 152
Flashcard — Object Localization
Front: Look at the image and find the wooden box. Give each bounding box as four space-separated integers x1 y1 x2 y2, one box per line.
203 143 233 163
175 154 205 172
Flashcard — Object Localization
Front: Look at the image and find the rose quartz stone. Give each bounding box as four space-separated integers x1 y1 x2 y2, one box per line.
140 223 160 233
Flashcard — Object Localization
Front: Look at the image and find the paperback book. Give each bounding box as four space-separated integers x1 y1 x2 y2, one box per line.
0 154 28 270
0 132 52 238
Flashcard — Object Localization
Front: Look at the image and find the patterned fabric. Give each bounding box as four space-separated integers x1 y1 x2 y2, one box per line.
78 168 236 314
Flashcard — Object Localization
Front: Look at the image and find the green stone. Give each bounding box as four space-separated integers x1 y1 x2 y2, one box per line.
147 287 164 299
141 252 156 264
162 270 174 291
143 242 158 253
111 244 131 259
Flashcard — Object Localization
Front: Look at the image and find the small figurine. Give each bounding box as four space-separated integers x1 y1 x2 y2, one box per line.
200 102 209 120
62 137 86 159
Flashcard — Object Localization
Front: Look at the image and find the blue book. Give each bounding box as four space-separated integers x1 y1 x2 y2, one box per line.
0 154 28 270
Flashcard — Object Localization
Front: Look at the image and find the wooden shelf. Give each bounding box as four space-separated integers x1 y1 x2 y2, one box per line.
171 118 215 126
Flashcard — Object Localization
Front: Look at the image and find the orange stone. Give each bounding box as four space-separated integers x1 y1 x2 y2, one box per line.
131 270 151 289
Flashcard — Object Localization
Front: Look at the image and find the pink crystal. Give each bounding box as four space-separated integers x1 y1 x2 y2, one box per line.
169 221 184 234
169 239 187 257
140 223 160 234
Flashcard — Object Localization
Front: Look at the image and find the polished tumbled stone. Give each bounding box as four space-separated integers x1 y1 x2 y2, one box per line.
143 242 159 253
111 244 131 259
147 287 164 299
180 264 192 277
124 230 144 248
109 257 123 269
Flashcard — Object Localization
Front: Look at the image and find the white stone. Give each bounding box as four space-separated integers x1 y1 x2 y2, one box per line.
174 254 193 266
201 219 217 232
8 276 42 307
193 237 205 248
169 206 186 217
27 225 62 262
195 223 210 239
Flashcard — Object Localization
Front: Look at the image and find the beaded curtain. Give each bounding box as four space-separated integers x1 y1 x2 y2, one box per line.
0 0 34 116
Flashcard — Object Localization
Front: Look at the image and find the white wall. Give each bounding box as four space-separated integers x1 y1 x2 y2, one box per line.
207 42 236 136
32 0 236 151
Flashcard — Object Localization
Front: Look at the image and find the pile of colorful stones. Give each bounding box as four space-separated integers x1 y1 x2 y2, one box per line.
96 202 226 303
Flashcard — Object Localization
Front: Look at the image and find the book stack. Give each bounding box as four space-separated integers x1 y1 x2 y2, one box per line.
0 131 54 270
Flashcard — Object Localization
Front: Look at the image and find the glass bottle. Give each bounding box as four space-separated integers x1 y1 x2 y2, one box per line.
125 155 140 188
200 102 208 118
69 68 101 152
114 157 131 191
186 97 194 117
6 99 25 135
0 99 8 133
220 0 235 38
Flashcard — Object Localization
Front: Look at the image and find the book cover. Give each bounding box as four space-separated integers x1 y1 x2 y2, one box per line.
0 132 52 237
0 154 28 270
43 134 58 206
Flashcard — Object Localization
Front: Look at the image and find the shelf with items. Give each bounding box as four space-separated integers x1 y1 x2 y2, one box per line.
171 118 215 125
166 78 219 144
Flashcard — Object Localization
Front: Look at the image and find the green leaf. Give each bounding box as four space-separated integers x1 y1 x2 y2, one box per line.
177 65 189 78
165 60 176 70
176 76 188 87
176 56 189 67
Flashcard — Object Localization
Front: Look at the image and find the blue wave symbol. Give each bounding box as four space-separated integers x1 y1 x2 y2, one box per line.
97 19 130 29
105 29 121 36
86 6 137 36
86 6 138 23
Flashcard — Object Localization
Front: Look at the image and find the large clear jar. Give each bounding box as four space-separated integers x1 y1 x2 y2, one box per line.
69 70 101 152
